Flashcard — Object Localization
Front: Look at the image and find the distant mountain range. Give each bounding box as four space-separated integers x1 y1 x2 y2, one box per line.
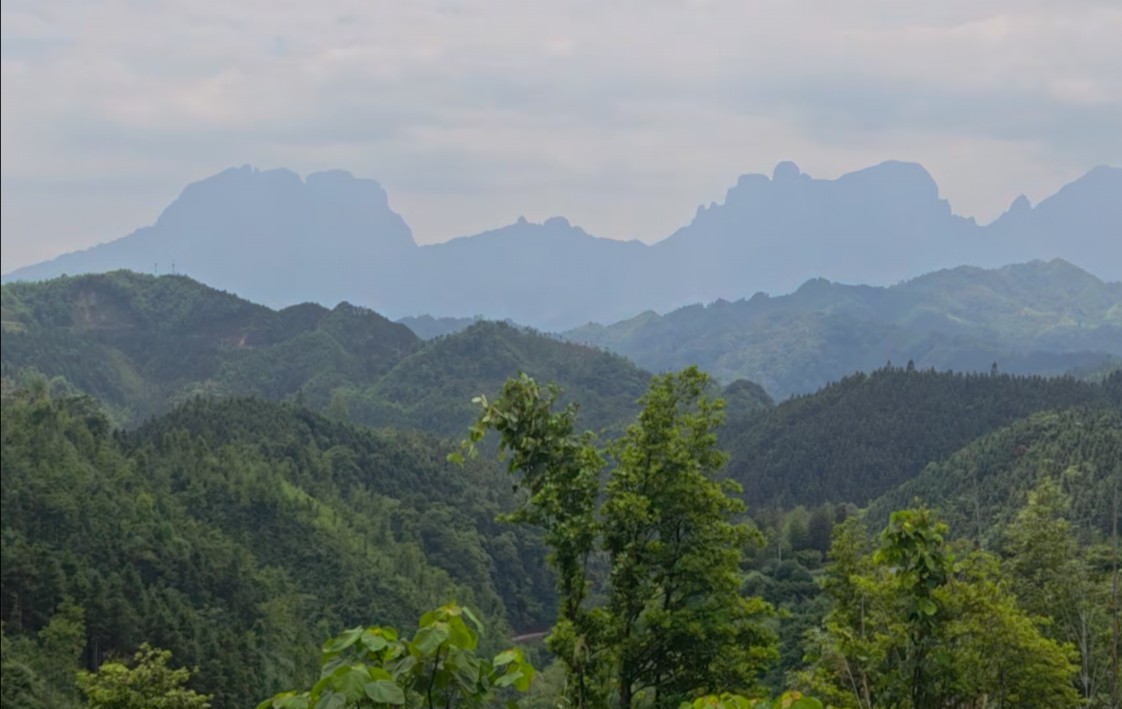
4 161 1120 329
565 259 1122 397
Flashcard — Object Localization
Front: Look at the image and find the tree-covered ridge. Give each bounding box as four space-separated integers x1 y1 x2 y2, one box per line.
0 271 419 420
566 259 1122 398
865 406 1122 540
349 321 650 437
721 366 1121 508
0 272 651 433
0 390 554 707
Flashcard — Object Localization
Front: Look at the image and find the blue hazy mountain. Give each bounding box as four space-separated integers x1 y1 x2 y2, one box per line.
4 166 416 308
4 161 1119 329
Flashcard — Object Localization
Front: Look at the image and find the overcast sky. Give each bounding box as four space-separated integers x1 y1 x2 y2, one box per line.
2 0 1120 272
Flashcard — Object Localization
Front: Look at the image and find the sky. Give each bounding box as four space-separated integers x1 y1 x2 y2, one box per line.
2 0 1120 273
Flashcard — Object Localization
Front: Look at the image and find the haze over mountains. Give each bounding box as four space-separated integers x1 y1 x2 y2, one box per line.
567 258 1122 397
5 161 1120 330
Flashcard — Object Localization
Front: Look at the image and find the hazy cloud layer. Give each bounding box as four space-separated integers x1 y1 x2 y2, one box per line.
3 0 1120 271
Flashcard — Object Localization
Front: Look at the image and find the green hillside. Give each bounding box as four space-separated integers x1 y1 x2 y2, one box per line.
865 407 1122 540
722 366 1121 508
0 271 418 421
567 259 1122 398
350 321 650 436
1 273 650 433
0 391 552 707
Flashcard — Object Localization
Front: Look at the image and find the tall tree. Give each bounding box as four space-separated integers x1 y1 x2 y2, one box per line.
1002 477 1115 706
603 367 773 708
454 373 607 707
458 367 776 708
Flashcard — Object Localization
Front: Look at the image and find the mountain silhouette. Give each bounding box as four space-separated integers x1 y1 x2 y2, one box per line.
4 161 1119 329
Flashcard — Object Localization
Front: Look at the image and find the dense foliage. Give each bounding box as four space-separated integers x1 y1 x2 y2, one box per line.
3 273 1120 707
798 510 1085 708
0 389 553 707
865 405 1122 537
1 272 649 433
723 365 1120 507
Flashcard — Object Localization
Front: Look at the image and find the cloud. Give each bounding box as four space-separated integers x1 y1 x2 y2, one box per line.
2 0 1119 271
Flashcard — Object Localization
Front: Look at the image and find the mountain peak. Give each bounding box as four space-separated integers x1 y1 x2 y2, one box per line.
837 160 939 199
1009 194 1032 213
772 161 802 182
543 216 572 229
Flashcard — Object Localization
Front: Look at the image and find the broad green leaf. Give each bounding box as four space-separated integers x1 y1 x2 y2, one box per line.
312 695 345 709
331 667 369 700
493 649 519 666
462 605 484 634
494 670 523 688
447 617 477 650
512 662 535 692
366 667 393 682
360 629 388 654
412 624 450 656
364 680 406 705
323 627 362 654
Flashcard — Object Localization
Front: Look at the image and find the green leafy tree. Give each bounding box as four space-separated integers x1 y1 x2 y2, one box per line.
873 509 956 708
457 367 776 708
604 367 774 708
453 372 607 707
77 644 212 709
800 509 1081 709
1002 476 1115 706
257 603 534 709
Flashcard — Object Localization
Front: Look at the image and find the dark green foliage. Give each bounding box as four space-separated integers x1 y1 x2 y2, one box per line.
353 321 649 437
1 273 649 435
865 404 1122 539
0 391 552 708
0 271 418 421
723 366 1118 508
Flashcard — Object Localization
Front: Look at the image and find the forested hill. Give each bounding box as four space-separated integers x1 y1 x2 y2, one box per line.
349 321 650 436
0 271 650 432
865 407 1122 540
0 271 419 420
0 391 553 707
722 366 1122 509
566 259 1122 398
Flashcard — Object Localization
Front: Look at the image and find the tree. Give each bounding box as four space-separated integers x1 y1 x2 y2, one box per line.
603 367 773 707
873 509 955 709
806 506 834 555
453 372 607 707
801 509 1081 708
1002 476 1115 706
77 644 212 709
457 367 776 708
257 603 534 709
